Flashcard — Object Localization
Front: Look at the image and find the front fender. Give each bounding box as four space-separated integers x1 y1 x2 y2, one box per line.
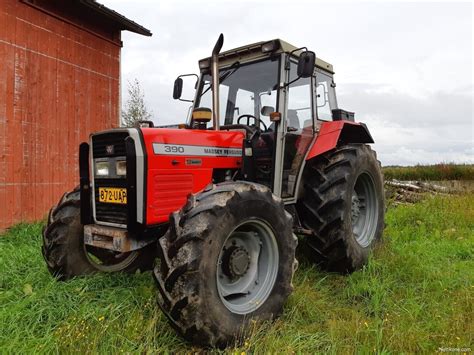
306 120 374 160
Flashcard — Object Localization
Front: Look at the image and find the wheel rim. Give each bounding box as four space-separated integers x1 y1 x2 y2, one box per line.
351 172 379 248
84 245 139 272
216 219 279 315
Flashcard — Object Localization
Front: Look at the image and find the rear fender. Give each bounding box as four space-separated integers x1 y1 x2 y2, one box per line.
306 120 374 160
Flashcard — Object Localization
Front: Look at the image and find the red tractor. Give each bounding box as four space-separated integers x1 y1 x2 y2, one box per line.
42 35 384 347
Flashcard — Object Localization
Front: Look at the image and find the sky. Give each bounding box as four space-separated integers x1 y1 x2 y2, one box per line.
104 0 473 166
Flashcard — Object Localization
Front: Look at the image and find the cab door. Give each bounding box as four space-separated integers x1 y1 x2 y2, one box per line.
278 59 316 199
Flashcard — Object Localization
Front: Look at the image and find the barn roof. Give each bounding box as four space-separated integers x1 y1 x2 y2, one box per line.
79 0 152 36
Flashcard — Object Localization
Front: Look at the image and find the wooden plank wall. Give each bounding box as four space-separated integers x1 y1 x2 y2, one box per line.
0 0 121 230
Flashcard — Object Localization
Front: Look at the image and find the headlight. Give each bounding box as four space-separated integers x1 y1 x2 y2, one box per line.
95 161 109 176
261 40 279 53
199 58 210 70
116 160 127 176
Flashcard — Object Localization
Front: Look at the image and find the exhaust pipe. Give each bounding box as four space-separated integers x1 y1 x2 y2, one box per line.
211 34 224 130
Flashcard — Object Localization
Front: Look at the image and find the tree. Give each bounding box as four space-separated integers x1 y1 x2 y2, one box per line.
121 79 152 127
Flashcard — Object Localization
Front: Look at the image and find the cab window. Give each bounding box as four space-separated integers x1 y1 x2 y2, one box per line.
316 70 337 121
287 75 313 130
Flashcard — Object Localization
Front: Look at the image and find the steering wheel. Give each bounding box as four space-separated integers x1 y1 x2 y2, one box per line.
237 114 268 131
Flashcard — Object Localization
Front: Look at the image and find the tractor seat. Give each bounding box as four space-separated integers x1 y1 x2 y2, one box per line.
287 109 300 130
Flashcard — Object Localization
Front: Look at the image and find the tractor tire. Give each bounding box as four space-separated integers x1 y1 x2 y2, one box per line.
153 182 298 348
297 144 384 273
42 187 155 280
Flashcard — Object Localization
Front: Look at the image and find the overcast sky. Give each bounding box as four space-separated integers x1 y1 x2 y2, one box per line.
104 0 473 166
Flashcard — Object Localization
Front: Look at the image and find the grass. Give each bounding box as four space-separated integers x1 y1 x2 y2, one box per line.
0 194 473 353
383 163 474 181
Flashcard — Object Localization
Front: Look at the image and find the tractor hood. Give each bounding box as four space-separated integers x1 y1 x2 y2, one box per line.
140 128 245 224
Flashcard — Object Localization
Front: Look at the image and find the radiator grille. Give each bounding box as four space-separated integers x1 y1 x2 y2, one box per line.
92 132 129 225
92 132 129 158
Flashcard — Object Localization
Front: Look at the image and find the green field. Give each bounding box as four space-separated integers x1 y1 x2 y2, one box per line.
383 164 473 181
1 194 473 353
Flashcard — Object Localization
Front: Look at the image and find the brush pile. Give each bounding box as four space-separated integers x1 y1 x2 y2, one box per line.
384 179 468 205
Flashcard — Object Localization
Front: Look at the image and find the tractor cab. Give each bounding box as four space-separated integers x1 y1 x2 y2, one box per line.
173 38 339 199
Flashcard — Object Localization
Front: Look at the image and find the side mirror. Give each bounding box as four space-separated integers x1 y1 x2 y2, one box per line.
173 78 183 100
297 51 315 78
261 106 275 116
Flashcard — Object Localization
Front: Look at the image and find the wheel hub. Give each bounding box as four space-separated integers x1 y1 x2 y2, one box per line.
222 246 250 278
352 172 379 248
216 220 279 315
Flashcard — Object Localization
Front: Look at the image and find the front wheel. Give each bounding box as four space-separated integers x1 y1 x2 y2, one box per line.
297 144 385 273
153 182 298 347
42 188 155 280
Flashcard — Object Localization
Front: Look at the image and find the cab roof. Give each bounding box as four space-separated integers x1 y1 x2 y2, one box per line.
200 39 334 74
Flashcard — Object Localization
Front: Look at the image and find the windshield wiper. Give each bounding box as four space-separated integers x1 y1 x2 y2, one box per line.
199 61 240 98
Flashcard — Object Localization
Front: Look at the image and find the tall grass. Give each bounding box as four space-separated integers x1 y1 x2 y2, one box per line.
1 194 473 353
383 163 473 181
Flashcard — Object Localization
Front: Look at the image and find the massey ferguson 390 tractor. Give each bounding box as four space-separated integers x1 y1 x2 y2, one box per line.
42 34 384 347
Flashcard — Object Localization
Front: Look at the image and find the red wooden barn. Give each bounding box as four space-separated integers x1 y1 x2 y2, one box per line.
0 0 151 231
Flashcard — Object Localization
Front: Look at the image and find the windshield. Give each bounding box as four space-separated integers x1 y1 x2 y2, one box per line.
196 59 280 129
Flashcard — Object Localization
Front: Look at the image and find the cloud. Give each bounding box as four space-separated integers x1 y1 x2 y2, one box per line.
338 84 473 165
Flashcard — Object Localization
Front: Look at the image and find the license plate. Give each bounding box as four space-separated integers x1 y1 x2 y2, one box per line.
98 187 127 204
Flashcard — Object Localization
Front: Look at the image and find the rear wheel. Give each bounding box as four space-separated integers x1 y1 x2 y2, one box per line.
153 182 298 347
297 144 384 273
42 188 155 280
